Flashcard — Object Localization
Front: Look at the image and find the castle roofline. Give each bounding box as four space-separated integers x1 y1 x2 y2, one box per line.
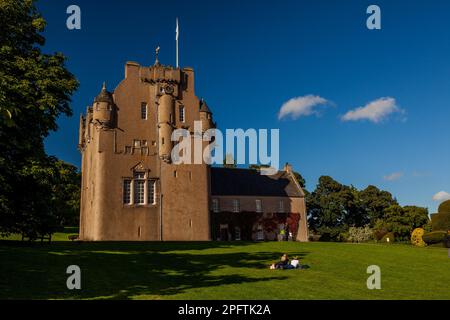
94 82 113 103
210 167 304 198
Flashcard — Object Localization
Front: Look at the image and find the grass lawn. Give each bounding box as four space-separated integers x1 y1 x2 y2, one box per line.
1 228 449 300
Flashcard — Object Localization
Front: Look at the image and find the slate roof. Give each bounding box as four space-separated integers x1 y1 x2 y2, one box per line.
94 83 114 104
211 167 304 197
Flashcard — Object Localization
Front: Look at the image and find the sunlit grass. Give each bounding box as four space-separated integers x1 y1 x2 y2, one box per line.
0 231 449 300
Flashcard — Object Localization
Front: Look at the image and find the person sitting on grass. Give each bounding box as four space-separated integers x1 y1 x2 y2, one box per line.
289 256 300 269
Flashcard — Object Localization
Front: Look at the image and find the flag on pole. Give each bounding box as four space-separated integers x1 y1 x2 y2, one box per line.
175 18 179 68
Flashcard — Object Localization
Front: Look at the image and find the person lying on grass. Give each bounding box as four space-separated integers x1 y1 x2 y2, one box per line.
269 253 291 269
269 254 303 270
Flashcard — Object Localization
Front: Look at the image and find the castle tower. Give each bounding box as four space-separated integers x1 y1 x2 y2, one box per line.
157 92 175 162
92 83 115 128
199 99 214 132
78 52 213 241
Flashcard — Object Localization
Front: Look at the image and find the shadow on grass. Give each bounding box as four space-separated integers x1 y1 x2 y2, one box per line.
0 241 308 300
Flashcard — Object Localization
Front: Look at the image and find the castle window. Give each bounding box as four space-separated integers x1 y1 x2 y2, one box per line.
234 227 241 241
123 180 131 204
212 199 219 213
278 200 285 213
134 172 145 205
174 170 177 178
256 224 264 241
134 139 141 147
179 105 185 122
232 199 240 213
141 103 147 120
147 180 156 205
255 199 262 213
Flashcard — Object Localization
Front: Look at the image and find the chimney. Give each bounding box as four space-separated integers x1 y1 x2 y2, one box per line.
283 162 292 173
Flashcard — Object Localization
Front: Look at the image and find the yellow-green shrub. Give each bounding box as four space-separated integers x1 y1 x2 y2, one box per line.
410 228 426 247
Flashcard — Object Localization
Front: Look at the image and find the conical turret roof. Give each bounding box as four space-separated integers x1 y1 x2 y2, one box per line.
94 82 113 103
199 99 211 113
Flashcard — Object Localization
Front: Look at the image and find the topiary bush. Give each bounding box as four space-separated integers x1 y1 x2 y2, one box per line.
410 228 426 247
373 229 388 241
438 200 450 214
381 232 395 243
422 231 447 245
431 212 450 231
431 200 450 232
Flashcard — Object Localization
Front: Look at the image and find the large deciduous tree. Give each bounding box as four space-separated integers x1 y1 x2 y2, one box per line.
306 177 422 242
0 0 79 238
359 185 398 225
307 176 356 240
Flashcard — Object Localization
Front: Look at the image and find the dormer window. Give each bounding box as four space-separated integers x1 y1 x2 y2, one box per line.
233 199 240 213
255 199 262 213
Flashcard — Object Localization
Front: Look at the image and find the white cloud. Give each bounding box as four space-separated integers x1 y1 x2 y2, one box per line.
341 97 404 123
278 95 331 120
432 191 450 202
383 172 403 181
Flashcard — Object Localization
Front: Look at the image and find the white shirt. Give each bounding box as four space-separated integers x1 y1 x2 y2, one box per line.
291 259 299 268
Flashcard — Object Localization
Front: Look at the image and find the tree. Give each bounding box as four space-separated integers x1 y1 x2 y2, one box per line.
0 0 78 237
307 176 354 240
359 185 397 225
306 177 400 241
53 160 81 226
377 205 429 241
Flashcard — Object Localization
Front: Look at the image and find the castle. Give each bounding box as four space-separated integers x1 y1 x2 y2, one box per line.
78 56 308 241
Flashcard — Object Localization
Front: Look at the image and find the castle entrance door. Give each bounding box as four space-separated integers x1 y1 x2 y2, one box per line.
219 224 229 241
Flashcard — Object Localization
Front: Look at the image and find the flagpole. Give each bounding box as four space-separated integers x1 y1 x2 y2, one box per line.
176 18 179 68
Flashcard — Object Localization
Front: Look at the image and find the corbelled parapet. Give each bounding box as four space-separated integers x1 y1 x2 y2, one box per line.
143 65 181 84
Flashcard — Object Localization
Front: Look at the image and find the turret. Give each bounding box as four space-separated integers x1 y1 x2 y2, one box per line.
93 82 115 128
158 92 175 162
199 99 214 132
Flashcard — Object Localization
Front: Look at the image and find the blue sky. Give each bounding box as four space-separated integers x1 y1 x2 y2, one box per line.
38 0 450 212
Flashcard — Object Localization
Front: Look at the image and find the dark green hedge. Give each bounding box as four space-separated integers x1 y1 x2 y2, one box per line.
431 212 450 231
422 231 447 244
438 200 450 213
